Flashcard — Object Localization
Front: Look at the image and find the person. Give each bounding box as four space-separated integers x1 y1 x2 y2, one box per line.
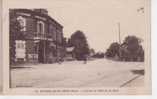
83 54 87 64
57 56 64 64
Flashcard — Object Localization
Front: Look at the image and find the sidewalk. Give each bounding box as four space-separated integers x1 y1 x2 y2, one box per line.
121 75 144 87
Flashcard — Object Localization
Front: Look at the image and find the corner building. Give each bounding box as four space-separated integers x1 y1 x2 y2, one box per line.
10 9 65 64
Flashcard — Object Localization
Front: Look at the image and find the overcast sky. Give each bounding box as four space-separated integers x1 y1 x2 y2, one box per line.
5 0 148 52
47 0 147 52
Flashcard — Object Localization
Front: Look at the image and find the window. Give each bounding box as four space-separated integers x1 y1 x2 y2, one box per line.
17 16 26 31
37 21 44 34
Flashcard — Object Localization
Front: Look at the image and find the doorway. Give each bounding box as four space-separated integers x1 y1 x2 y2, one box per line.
38 40 45 63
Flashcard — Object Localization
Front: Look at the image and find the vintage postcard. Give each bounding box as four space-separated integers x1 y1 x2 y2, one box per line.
2 0 151 95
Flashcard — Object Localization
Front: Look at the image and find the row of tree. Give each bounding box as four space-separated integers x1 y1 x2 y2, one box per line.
105 36 144 62
66 31 144 62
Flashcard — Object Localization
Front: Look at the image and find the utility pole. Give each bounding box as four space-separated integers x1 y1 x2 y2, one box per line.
118 22 121 44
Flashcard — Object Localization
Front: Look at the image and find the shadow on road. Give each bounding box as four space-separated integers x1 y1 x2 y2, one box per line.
131 69 144 75
11 67 32 70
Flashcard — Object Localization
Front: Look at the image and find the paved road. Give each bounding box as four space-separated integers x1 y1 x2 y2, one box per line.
11 58 144 88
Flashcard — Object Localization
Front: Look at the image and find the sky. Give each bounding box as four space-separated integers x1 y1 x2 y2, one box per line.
4 0 149 52
47 0 147 52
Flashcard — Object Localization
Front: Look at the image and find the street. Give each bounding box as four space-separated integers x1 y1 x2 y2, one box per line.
11 58 144 88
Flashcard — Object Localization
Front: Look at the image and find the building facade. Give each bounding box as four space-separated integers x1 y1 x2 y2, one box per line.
9 9 65 64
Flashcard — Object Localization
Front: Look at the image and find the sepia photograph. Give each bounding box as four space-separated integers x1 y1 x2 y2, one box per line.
2 0 151 95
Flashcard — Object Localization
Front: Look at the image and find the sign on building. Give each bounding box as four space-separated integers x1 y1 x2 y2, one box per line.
15 40 26 61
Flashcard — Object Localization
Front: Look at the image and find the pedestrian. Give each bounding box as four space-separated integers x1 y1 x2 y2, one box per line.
83 55 87 64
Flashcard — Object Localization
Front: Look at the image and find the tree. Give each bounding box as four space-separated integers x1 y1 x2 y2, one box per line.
70 30 90 60
93 52 105 58
67 38 72 47
123 36 141 52
119 36 144 61
105 42 120 57
89 48 95 57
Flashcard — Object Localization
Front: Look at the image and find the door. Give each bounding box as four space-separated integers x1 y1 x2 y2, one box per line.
38 40 45 63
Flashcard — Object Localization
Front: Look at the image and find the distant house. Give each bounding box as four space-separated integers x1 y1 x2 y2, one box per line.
9 9 65 64
65 46 75 61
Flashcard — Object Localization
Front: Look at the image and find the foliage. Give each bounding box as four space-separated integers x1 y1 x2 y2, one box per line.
123 36 141 52
93 52 105 58
89 48 95 56
70 30 90 60
105 42 120 57
105 35 144 61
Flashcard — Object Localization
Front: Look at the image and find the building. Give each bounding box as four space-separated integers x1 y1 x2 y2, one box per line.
65 46 75 61
9 9 65 64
